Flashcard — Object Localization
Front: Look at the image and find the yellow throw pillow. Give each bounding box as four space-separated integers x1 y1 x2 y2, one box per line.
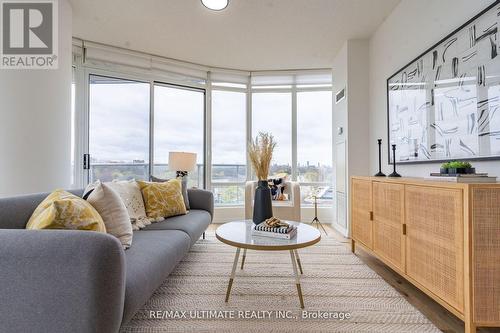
137 179 187 220
26 189 106 232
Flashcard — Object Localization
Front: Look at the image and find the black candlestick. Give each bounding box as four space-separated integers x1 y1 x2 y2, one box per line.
374 139 386 177
388 144 401 177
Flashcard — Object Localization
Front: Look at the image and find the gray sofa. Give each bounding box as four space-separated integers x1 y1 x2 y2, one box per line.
0 188 214 333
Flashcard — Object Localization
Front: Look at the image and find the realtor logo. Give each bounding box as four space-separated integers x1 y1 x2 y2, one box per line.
1 0 58 69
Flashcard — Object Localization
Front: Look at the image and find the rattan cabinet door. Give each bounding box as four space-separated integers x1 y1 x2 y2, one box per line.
471 187 500 323
351 178 372 249
373 182 405 272
405 185 464 313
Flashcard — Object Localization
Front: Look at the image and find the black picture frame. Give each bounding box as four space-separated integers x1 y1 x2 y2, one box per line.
386 0 500 164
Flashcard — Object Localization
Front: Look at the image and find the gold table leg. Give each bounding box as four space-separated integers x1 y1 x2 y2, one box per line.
225 248 305 308
225 247 241 302
294 249 303 274
240 248 247 269
290 250 305 308
296 283 304 309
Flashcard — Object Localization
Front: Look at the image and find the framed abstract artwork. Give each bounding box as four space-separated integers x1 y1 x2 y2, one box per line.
387 1 500 163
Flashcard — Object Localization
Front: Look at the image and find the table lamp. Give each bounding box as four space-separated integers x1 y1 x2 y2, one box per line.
168 152 197 178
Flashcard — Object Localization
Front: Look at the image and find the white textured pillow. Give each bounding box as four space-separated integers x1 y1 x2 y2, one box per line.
105 180 151 230
84 181 133 249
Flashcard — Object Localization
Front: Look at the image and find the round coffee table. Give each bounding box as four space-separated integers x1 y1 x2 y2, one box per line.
215 220 321 308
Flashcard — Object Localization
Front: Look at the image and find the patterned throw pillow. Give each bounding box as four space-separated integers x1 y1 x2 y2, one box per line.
268 177 288 201
84 181 133 249
105 180 151 230
137 179 187 220
26 190 106 232
150 175 190 210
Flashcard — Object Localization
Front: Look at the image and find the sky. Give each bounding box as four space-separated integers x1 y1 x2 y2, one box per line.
89 76 332 167
212 90 246 164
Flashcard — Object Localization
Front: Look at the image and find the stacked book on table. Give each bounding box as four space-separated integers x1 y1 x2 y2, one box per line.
426 173 497 183
251 219 297 240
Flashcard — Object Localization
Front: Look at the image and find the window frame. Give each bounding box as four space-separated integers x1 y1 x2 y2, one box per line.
83 69 152 185
209 80 249 206
152 81 207 189
73 54 333 208
250 84 333 207
80 67 208 188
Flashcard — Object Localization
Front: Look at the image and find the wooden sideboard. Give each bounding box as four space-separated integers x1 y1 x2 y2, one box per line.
350 176 500 333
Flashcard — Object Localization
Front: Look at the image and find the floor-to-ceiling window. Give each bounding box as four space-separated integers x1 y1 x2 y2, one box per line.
250 74 333 208
297 90 333 206
78 45 333 212
88 75 150 182
211 87 247 205
252 92 293 176
88 76 206 186
153 84 205 188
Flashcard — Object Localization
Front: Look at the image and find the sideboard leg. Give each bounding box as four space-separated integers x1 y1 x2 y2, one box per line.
464 320 476 333
351 239 355 253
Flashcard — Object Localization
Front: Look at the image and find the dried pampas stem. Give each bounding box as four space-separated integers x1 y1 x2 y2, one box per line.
248 132 276 180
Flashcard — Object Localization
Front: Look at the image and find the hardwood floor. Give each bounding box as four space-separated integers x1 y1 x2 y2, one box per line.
207 224 500 333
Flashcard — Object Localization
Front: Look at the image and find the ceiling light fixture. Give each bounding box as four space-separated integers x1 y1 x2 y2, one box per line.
201 0 228 11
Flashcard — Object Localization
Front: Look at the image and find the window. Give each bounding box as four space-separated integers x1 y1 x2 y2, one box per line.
153 84 205 188
252 92 292 176
211 89 247 205
297 91 333 206
88 75 150 182
297 91 333 181
78 51 334 211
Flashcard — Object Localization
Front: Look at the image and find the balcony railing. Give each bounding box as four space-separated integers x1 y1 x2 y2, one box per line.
90 162 206 187
89 162 333 206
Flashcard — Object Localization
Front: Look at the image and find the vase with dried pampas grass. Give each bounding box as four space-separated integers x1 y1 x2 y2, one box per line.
248 132 276 224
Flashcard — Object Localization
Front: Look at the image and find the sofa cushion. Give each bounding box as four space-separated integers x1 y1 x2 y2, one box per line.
122 230 191 324
143 209 210 245
26 190 106 232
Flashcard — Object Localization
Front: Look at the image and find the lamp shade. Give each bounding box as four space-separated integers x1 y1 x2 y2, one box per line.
168 152 197 172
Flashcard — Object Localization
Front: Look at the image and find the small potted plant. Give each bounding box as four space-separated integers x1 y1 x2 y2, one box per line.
440 161 475 175
440 162 451 174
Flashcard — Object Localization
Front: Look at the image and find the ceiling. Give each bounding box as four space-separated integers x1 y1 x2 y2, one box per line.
70 0 400 71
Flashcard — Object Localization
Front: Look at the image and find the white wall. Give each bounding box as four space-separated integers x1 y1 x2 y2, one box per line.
347 40 370 178
332 43 348 150
0 0 73 197
332 42 348 234
369 0 498 177
332 39 370 236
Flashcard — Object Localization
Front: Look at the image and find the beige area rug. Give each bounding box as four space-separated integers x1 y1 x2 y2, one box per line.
121 232 440 333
